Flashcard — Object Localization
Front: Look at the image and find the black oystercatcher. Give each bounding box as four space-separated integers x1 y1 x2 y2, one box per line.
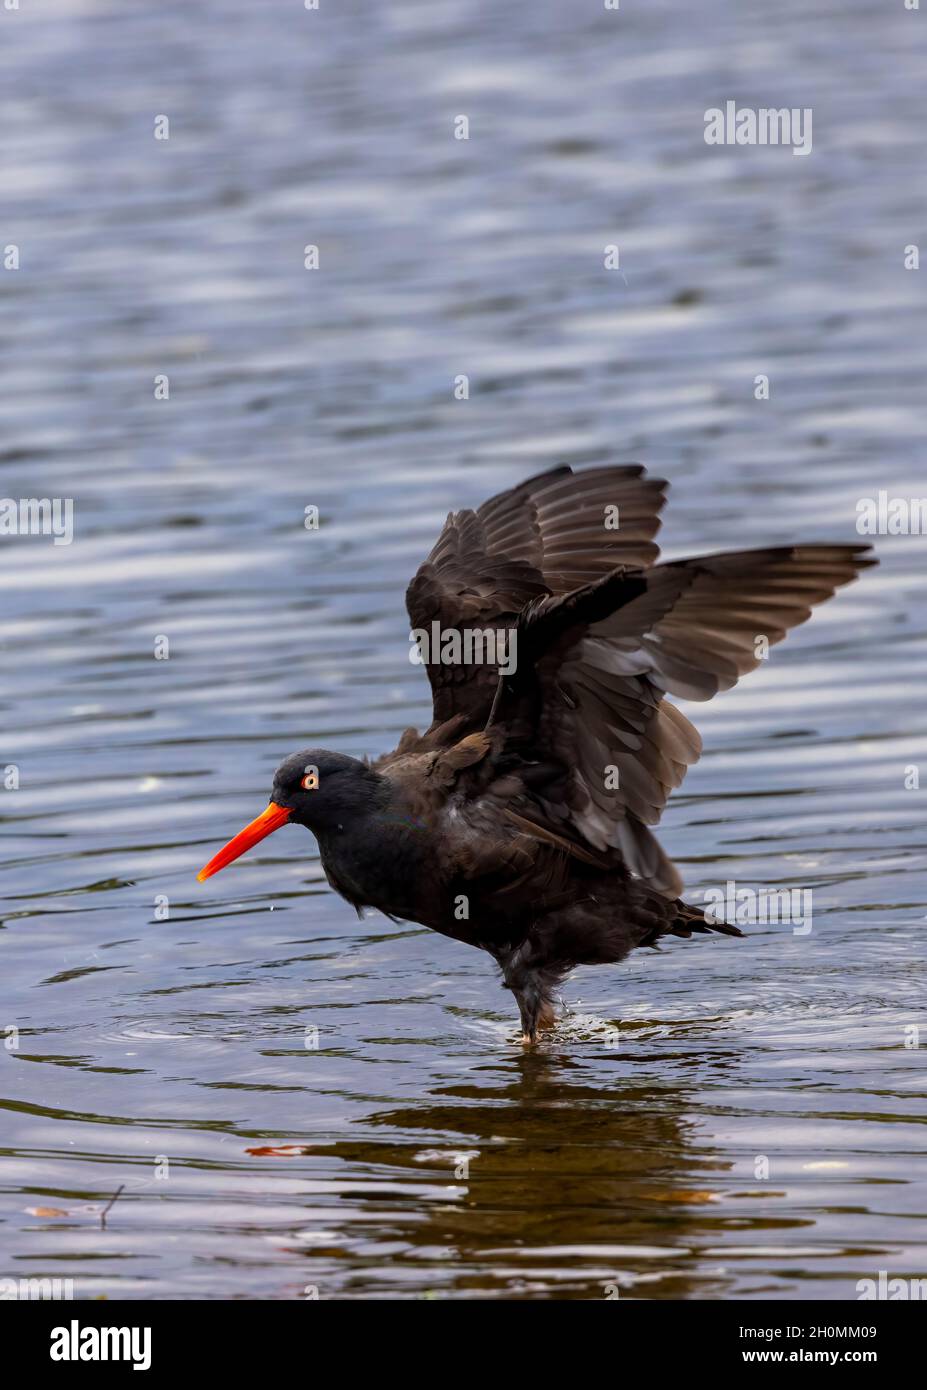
197 466 875 1041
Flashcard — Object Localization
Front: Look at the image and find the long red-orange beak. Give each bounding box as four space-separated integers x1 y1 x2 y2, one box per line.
197 802 291 881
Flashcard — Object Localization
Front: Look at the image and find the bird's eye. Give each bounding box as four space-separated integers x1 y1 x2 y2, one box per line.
300 774 317 791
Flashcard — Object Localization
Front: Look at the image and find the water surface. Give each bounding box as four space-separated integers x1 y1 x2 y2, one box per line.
1 0 925 1299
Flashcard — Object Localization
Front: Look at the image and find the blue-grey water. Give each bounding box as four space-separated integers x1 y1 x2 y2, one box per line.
1 0 925 1300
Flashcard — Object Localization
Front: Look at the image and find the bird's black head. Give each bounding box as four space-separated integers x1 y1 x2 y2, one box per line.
197 747 385 881
270 748 386 829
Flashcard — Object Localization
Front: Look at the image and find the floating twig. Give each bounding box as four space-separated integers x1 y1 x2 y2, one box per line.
99 1184 125 1229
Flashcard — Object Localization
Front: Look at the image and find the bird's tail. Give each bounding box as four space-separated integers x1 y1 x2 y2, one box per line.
668 898 743 939
639 895 743 947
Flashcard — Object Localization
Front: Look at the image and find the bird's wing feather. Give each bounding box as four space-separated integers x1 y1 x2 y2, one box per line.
405 464 667 728
500 544 876 896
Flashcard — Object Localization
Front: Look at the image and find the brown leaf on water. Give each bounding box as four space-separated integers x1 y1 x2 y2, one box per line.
245 1144 307 1158
641 1189 719 1205
26 1206 71 1217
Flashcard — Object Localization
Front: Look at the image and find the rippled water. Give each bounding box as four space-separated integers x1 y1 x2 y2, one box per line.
1 0 925 1300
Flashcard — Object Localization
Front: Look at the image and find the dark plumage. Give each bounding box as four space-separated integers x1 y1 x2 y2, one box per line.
198 465 876 1041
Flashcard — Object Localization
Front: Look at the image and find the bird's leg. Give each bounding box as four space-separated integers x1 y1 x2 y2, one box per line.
500 943 561 1045
514 983 542 1046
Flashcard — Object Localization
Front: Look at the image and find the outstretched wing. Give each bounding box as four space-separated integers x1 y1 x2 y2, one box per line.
405 464 667 727
502 545 876 896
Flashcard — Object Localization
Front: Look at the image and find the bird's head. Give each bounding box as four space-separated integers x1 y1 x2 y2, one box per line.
196 748 383 881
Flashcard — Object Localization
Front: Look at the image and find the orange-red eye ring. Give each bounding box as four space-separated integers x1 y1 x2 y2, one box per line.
300 774 316 790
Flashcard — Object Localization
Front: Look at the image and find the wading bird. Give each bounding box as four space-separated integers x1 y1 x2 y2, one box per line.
198 466 874 1041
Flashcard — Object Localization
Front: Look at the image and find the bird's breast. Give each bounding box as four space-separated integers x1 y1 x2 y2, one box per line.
316 817 434 920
